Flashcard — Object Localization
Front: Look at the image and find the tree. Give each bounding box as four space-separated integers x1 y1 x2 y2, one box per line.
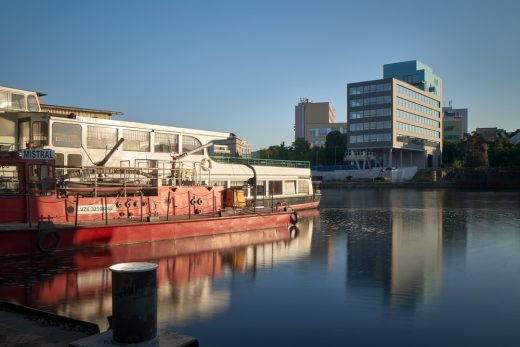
324 131 347 165
463 132 488 167
442 141 464 165
488 138 520 167
292 138 311 162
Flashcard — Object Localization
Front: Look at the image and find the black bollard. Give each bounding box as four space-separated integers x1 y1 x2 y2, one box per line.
109 262 158 344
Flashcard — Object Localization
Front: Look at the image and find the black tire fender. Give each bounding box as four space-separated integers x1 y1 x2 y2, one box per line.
290 212 298 225
289 225 299 239
37 230 60 254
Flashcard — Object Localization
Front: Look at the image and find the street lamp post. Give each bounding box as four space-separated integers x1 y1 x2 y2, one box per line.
334 146 338 166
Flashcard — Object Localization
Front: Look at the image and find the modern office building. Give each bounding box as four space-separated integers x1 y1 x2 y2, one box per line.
346 60 443 169
294 98 347 147
443 104 468 141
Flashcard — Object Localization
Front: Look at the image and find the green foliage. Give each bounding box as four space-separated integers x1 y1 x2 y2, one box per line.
452 160 462 169
442 141 464 165
324 131 347 166
443 135 520 168
488 138 520 167
258 133 348 166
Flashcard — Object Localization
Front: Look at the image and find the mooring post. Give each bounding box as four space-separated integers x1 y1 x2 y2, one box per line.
70 262 198 346
109 262 158 344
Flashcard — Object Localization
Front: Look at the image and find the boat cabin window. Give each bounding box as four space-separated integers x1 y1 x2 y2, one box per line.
284 180 296 195
298 179 310 194
182 135 203 155
10 93 26 110
67 154 82 167
0 165 20 195
268 180 283 195
123 129 150 152
28 164 55 196
0 117 15 150
52 122 82 148
32 121 48 147
256 180 266 196
27 95 39 112
55 153 64 166
87 126 117 149
155 132 179 153
230 181 246 189
0 91 8 108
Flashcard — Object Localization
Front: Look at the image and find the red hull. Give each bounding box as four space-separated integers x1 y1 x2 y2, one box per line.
0 210 307 256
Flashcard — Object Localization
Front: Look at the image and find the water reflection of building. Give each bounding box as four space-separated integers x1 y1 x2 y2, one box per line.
346 190 447 312
389 190 444 311
0 218 314 329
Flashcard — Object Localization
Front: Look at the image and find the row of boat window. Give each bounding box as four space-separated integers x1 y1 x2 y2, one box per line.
51 122 202 154
0 164 310 195
0 90 40 112
227 180 310 196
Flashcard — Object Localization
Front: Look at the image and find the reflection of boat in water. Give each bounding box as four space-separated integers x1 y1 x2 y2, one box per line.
0 85 320 255
0 213 316 327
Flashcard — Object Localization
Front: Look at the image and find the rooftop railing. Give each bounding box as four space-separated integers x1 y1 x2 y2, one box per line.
210 156 310 168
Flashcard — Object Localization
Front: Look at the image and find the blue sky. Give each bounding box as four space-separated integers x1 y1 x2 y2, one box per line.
2 0 519 149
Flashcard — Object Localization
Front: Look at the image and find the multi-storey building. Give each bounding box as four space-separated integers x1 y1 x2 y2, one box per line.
346 61 443 169
443 104 468 141
294 98 347 147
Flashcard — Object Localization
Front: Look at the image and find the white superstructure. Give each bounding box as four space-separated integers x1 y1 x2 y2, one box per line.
0 85 314 200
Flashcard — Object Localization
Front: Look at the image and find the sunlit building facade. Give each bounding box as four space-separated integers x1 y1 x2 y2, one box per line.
346 61 443 169
443 105 468 142
294 98 347 147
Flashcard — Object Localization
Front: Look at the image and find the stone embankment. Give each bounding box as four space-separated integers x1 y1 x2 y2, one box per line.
317 168 520 189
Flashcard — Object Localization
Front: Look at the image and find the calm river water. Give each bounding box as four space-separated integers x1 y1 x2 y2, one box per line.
1 189 520 346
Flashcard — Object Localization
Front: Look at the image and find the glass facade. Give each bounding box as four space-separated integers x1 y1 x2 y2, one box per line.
397 109 439 128
350 95 391 107
349 133 391 144
349 83 391 95
349 108 391 119
349 121 391 131
397 85 440 107
397 122 440 138
309 127 347 136
397 97 439 117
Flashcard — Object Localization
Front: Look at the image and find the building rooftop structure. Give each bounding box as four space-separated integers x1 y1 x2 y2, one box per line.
384 60 442 97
